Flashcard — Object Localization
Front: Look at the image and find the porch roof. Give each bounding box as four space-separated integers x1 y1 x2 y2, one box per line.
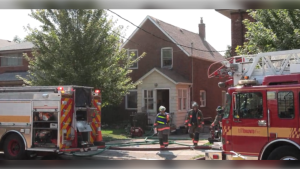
135 67 192 85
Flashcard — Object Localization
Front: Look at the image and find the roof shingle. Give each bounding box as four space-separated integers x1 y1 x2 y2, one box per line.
0 42 34 52
0 39 16 48
148 16 224 62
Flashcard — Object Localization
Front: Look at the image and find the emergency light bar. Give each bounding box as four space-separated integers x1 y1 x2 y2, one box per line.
57 87 64 90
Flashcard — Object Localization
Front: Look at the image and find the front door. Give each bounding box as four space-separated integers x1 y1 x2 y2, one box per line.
156 89 170 113
231 91 269 156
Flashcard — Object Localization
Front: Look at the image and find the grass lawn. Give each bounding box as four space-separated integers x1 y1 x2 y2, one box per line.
101 129 129 141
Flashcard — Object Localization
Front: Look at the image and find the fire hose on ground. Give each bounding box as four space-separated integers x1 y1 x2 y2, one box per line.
69 126 212 157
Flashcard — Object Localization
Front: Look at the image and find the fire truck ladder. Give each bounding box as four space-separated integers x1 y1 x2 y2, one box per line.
208 49 300 86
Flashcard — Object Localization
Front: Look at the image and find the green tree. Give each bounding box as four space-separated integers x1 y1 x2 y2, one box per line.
13 35 23 43
19 9 145 107
224 45 232 58
236 9 300 55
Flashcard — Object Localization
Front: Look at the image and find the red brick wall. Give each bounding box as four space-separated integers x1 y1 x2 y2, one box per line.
192 58 226 119
124 19 192 82
106 18 225 124
0 51 31 73
230 11 255 56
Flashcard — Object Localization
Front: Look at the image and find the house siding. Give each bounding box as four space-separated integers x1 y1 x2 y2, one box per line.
137 71 177 123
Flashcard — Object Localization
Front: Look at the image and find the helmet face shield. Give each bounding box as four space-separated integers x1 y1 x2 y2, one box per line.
216 106 223 112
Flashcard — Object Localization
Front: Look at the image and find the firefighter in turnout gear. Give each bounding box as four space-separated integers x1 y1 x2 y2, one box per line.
185 102 204 146
211 106 224 127
153 106 170 148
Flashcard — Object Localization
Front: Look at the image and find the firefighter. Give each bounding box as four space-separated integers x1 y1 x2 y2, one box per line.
211 106 224 127
153 106 170 148
185 102 204 146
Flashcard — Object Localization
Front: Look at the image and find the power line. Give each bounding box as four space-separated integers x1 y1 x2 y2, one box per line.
106 9 228 53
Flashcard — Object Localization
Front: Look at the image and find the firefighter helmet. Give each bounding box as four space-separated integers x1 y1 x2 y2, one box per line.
216 106 223 112
192 102 199 108
159 106 166 111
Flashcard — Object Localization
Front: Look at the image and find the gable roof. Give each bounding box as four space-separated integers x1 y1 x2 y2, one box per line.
123 15 224 62
0 41 34 52
135 67 192 85
0 39 16 48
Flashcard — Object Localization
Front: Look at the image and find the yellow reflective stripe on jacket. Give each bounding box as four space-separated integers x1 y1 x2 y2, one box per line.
157 121 165 124
158 116 166 119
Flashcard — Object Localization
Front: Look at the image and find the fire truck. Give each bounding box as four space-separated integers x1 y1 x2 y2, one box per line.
0 85 105 160
205 49 300 160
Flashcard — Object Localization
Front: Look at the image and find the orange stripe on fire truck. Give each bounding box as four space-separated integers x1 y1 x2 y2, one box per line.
60 98 73 149
228 126 300 139
0 116 30 123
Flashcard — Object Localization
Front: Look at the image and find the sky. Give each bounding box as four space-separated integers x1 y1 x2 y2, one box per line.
0 9 231 55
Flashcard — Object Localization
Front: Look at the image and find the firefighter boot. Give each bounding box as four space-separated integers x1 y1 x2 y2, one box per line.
189 133 194 145
159 138 164 148
163 134 169 148
194 133 199 146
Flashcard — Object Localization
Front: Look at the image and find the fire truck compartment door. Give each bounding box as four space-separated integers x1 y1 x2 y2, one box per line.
76 121 92 132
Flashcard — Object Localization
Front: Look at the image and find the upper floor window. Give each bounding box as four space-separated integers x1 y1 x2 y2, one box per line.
127 49 138 69
161 47 173 68
1 53 23 67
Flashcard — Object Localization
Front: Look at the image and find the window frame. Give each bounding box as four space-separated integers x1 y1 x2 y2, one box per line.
0 53 23 67
233 92 264 119
277 91 295 119
143 90 154 111
125 90 138 110
199 90 206 107
178 89 188 111
161 47 173 69
127 49 138 69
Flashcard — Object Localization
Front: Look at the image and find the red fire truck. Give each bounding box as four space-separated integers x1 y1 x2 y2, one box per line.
205 49 300 160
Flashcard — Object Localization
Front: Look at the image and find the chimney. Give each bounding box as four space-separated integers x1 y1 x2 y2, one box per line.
199 17 205 40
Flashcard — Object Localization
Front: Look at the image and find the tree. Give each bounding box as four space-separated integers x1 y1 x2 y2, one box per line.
224 45 232 58
13 35 23 43
236 9 300 55
19 9 145 107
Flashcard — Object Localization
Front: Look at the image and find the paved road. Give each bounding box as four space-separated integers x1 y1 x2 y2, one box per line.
1 149 205 160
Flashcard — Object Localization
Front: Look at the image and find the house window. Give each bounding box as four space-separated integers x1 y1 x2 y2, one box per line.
199 90 206 107
144 90 154 110
128 49 138 69
161 47 173 68
125 90 137 109
222 91 226 107
1 53 23 67
178 89 188 111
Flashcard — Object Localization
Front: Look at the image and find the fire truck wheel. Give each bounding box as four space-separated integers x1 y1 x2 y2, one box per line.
267 146 300 160
3 134 26 160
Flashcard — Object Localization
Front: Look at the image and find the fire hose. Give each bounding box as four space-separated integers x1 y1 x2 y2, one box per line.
69 126 212 157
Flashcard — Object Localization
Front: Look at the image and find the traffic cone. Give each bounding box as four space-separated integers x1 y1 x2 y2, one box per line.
94 126 105 146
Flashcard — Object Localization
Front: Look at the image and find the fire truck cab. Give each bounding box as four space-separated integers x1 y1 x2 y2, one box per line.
0 85 105 160
206 49 300 160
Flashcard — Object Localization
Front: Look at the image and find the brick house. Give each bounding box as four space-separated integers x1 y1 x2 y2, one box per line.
0 41 33 86
215 9 254 56
119 16 226 129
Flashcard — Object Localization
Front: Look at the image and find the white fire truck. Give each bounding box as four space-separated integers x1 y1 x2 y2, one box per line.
205 49 300 160
0 85 105 160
